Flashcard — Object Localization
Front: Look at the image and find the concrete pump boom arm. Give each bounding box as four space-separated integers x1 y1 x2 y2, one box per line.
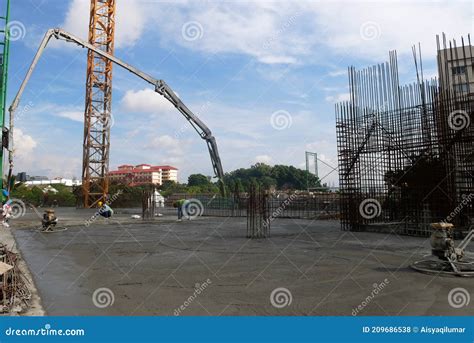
9 28 225 194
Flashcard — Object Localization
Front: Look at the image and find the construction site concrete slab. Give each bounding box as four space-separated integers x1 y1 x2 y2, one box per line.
10 208 474 316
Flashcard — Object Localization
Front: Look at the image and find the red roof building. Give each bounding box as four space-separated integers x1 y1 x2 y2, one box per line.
108 164 178 186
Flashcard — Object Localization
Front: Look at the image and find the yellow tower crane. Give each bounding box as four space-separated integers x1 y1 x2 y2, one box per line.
82 0 116 208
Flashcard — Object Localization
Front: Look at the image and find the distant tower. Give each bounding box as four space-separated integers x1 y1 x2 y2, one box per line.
305 151 318 191
82 0 116 207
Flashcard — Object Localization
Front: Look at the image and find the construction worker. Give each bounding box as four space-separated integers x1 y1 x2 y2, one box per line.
2 199 13 228
98 201 113 219
1 190 11 228
1 189 8 204
174 199 186 221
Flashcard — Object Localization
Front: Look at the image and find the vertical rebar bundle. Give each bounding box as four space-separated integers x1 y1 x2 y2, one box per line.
142 185 157 220
336 34 473 236
247 184 270 238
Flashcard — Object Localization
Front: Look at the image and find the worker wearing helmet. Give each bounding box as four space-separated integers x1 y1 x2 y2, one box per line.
98 201 114 218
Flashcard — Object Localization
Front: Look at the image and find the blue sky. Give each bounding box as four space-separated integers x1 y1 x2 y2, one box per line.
6 0 472 185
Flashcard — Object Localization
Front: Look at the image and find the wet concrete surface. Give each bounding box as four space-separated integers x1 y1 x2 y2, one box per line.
10 208 474 316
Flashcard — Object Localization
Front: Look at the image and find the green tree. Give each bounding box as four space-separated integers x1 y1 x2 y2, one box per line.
188 174 210 187
224 163 322 191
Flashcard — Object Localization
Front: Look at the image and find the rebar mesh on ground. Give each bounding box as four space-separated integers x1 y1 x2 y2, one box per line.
0 244 31 313
166 192 340 219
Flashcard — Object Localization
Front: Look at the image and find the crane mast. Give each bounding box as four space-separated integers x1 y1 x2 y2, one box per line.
82 0 116 208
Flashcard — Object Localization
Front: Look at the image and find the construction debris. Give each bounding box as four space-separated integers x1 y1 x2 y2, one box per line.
0 244 31 313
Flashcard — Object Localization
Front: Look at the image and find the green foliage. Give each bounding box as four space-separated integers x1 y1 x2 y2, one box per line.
224 163 322 191
16 163 326 207
188 174 210 187
158 180 188 197
186 174 219 194
108 182 143 207
11 184 76 206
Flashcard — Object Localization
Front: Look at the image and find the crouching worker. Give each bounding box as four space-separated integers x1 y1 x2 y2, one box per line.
98 201 114 219
42 209 58 231
173 199 186 221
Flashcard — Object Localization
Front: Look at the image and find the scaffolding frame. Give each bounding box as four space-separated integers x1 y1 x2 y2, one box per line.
336 35 473 236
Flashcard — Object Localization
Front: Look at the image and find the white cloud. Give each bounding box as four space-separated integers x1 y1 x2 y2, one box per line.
144 1 470 64
56 110 83 122
59 1 471 65
145 134 182 156
328 70 347 77
312 1 470 60
12 128 81 178
149 2 308 65
325 93 350 103
13 128 37 159
62 0 146 49
121 88 175 115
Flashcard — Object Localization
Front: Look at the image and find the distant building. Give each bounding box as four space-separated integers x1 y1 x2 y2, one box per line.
437 44 474 95
24 178 82 187
16 172 28 182
108 164 178 186
30 176 49 181
16 172 51 182
160 166 178 183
